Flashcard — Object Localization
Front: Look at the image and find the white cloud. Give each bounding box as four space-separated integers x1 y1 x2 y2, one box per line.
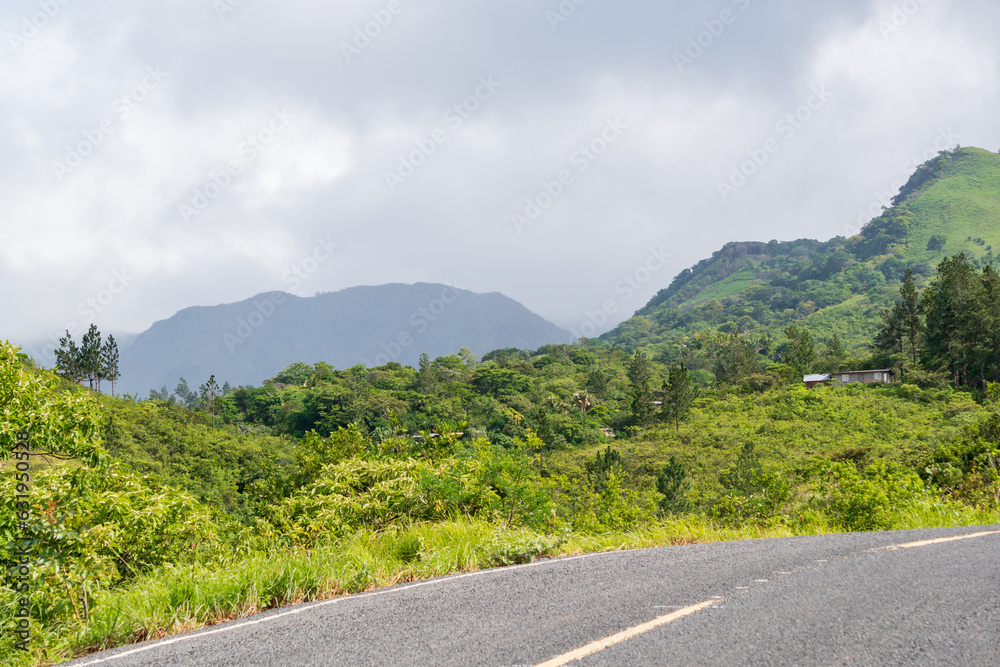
1 0 999 345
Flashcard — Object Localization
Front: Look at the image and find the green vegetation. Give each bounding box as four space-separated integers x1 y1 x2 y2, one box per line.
605 148 1000 357
873 255 1000 390
5 323 1000 664
4 147 1000 665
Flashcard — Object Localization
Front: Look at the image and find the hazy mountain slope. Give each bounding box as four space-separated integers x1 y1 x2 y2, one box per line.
118 283 572 396
602 147 1000 353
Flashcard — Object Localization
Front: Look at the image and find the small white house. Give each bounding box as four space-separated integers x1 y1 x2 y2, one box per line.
804 369 895 389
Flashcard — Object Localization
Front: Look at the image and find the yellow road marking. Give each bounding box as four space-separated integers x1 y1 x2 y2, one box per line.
889 530 1000 550
534 600 718 667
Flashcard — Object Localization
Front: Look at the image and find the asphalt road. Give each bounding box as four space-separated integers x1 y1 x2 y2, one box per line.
68 525 1000 666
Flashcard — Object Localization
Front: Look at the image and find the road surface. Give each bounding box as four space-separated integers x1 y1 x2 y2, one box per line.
67 525 1000 666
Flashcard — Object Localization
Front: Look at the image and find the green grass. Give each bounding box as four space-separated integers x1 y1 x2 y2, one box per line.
902 148 1000 265
679 267 760 308
800 294 884 355
548 383 983 506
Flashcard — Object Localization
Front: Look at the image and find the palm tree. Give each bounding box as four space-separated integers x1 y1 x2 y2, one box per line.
572 390 594 416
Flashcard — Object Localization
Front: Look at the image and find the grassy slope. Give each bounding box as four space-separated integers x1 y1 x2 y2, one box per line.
898 147 1000 264
677 266 760 308
547 383 983 506
608 147 1000 353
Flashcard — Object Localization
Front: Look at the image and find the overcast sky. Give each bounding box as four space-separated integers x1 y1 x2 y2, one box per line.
2 0 998 354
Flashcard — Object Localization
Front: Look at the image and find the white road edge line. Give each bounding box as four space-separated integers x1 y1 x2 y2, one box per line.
71 553 596 666
533 600 719 667
885 530 1000 550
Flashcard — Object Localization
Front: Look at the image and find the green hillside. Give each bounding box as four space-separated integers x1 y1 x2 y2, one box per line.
602 147 1000 357
7 334 1000 664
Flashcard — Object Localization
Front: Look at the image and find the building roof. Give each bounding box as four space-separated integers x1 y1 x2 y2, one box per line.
835 369 894 375
803 374 832 382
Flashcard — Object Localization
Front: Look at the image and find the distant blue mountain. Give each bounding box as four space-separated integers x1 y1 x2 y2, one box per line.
116 283 572 396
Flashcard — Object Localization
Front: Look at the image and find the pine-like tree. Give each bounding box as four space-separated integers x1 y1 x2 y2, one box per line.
898 270 924 365
101 335 120 396
822 333 847 373
627 351 655 426
661 363 697 432
80 324 103 391
873 306 904 357
175 378 199 409
55 331 84 385
783 326 816 378
921 254 977 385
417 353 437 394
657 456 693 514
200 375 222 427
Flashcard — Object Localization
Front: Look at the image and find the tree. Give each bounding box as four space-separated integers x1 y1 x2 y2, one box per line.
199 375 222 427
897 270 924 366
471 366 532 398
661 364 697 432
970 265 1000 389
714 333 760 385
627 351 656 426
147 386 176 403
782 326 816 378
586 368 611 397
175 378 199 409
101 335 120 396
273 362 314 386
585 447 623 494
572 390 594 416
80 324 103 391
921 254 978 386
55 331 84 385
417 353 437 394
873 305 903 356
821 333 847 373
458 347 477 369
657 456 692 514
926 235 947 253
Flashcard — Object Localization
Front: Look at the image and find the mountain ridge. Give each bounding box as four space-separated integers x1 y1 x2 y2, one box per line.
117 282 572 396
601 146 1000 353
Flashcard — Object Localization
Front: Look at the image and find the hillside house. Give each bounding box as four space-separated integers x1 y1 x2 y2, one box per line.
803 369 895 389
803 374 833 389
833 369 895 385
